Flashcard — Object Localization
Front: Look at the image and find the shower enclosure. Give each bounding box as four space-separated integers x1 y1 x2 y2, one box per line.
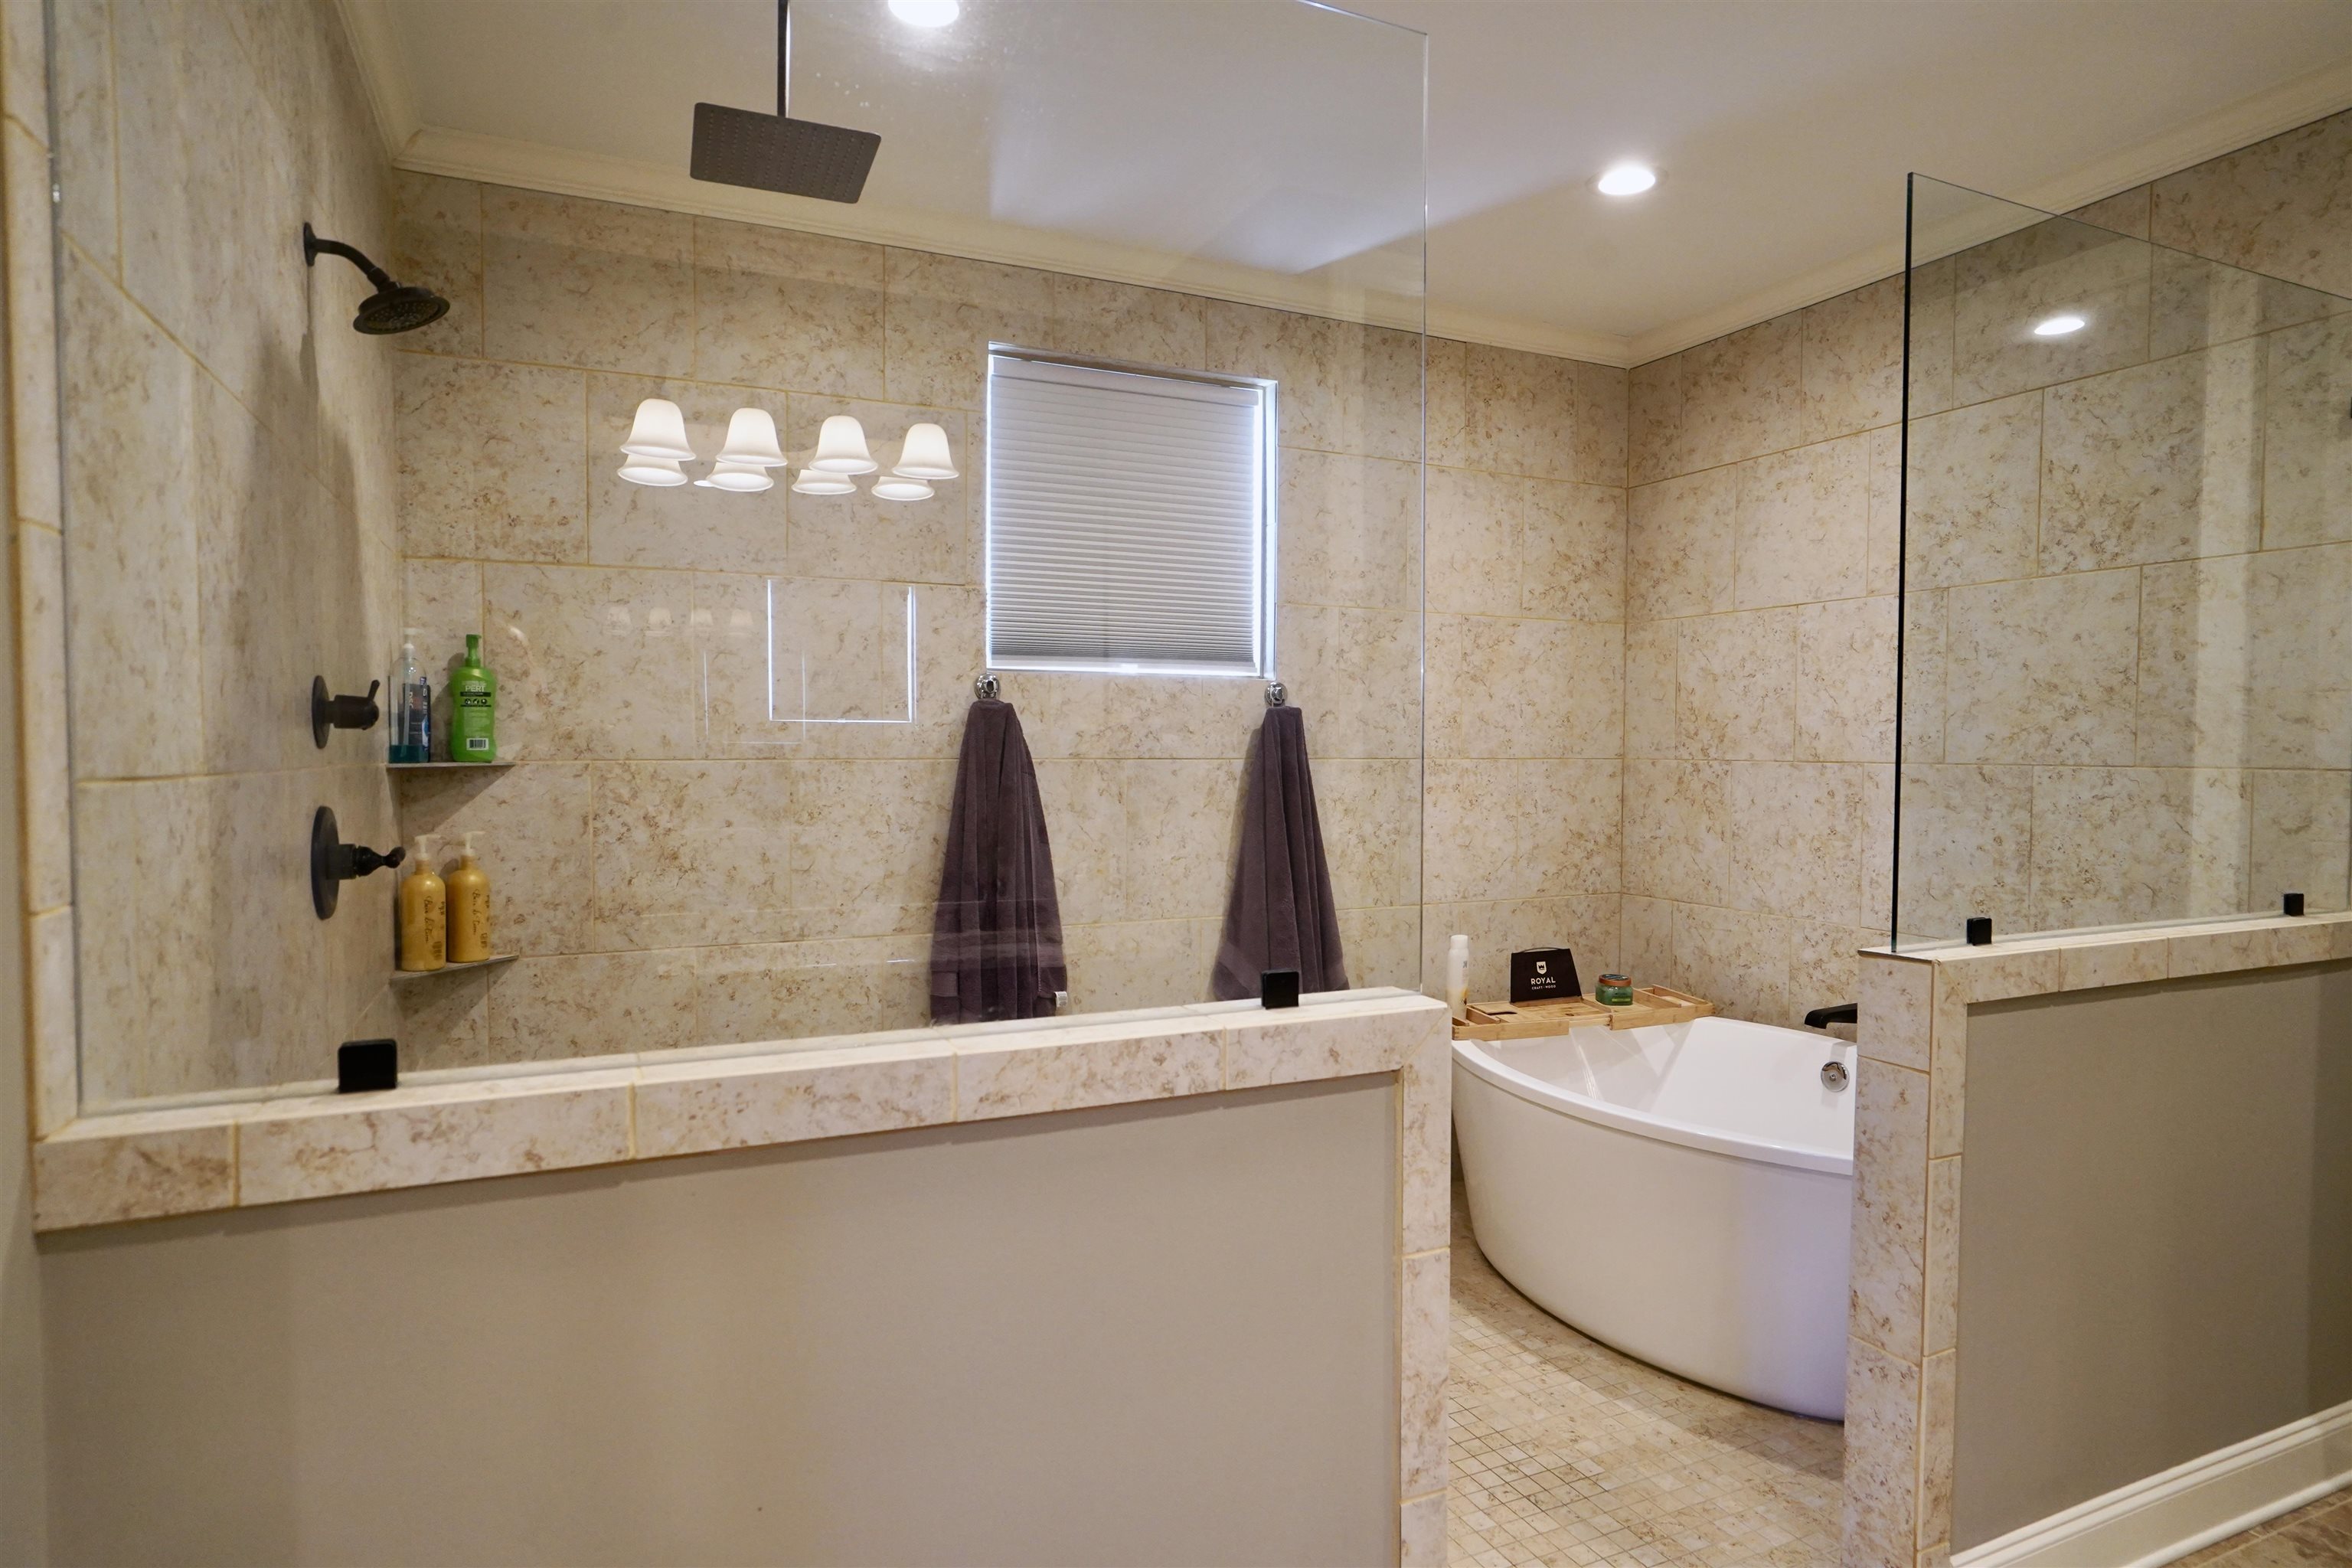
47 0 1427 1112
1895 175 2352 947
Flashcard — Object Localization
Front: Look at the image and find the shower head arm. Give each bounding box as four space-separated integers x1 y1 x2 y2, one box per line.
301 224 397 295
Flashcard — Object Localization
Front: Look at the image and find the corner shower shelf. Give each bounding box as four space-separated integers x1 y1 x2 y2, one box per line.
388 954 517 983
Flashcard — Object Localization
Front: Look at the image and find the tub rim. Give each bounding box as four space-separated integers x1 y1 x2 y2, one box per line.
1452 1021 1855 1178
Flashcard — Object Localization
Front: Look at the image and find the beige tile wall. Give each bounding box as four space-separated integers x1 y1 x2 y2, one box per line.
385 178 1625 1067
54 0 402 1103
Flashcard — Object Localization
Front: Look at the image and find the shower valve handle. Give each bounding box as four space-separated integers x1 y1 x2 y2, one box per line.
311 676 382 747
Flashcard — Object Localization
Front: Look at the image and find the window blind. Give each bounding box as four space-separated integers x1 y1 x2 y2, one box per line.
986 352 1272 675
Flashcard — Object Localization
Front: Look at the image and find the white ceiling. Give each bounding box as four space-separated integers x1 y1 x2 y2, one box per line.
352 0 2352 364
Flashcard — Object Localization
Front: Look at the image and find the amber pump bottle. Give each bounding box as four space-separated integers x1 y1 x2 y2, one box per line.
397 835 446 972
445 831 492 963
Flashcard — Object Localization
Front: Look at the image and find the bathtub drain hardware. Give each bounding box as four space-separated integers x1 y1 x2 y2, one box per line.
1820 1059 1848 1091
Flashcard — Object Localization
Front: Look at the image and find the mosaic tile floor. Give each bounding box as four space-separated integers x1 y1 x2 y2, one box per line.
1446 1186 1845 1567
2177 1489 2352 1567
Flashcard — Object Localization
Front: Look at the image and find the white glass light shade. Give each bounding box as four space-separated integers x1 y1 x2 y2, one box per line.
893 421 959 480
808 414 878 474
716 407 787 467
1596 163 1658 196
695 461 775 493
620 397 695 459
618 455 689 487
871 475 936 501
2033 313 2087 337
790 468 857 495
889 0 959 25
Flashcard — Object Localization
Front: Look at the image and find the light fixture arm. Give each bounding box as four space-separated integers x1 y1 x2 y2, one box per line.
776 0 791 117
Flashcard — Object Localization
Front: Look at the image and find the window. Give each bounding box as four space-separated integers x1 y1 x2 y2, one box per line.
985 348 1276 677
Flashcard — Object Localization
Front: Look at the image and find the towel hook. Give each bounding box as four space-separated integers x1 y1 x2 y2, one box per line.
1265 680 1286 707
975 672 1000 700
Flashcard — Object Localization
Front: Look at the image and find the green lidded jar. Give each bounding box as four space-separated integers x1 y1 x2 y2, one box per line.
449 632 498 763
1596 973 1635 1007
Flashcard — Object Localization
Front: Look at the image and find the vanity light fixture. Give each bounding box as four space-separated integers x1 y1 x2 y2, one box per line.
791 468 858 495
871 475 936 501
715 407 789 467
1596 162 1659 197
893 421 959 480
2034 313 2088 337
889 0 960 26
620 397 697 459
808 413 880 474
696 461 777 493
618 455 691 487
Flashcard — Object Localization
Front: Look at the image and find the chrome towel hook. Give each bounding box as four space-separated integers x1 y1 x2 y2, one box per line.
1265 680 1286 707
975 672 1000 700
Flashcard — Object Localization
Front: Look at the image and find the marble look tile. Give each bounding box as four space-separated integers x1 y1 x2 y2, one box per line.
1679 312 1804 470
1919 1349 1958 1552
482 564 700 760
1802 276 1903 443
1400 1031 1451 1252
2040 341 2263 573
16 525 69 911
2 0 47 133
1903 391 2041 590
1931 978 1966 1157
394 959 495 1071
2132 550 2352 770
2261 312 2352 549
1046 275 1206 368
1851 1058 1929 1361
882 248 1054 411
580 375 790 573
956 1020 1223 1121
1797 596 1897 764
1792 922 1879 1027
1894 765 2035 942
1624 757 1730 906
1867 423 1902 596
485 950 699 1062
1030 758 1125 924
29 907 77 1135
1900 589 1946 764
1734 433 1871 609
482 188 692 376
1277 450 1420 612
1623 618 1678 760
34 1112 235 1230
1620 895 1676 988
1520 480 1625 622
1906 258 1958 420
1313 759 1422 910
693 218 885 397
1945 570 2138 766
1863 763 1897 929
1936 946 2061 1004
1400 1246 1449 1498
1119 758 1246 921
2059 933 2173 991
1272 606 1422 760
1060 919 1213 1013
787 757 956 932
1426 614 1619 761
1223 997 1436 1087
1628 468 1737 618
2150 110 2352 299
590 760 794 939
401 560 483 758
238 1073 635 1206
1425 466 1518 612
1518 759 1623 900
1018 668 1257 763
696 576 960 760
694 936 930 1043
390 171 483 358
1859 952 1932 1071
1336 906 1421 991
5 117 59 528
398 354 587 561
1399 1491 1446 1568
1627 354 1684 485
2167 923 2285 979
1730 762 1864 923
1924 1156 1962 1356
1423 759 1519 905
1678 607 1798 762
1671 903 1792 1024
785 397 975 585
2251 770 2351 914
2029 766 2249 930
1199 302 1365 458
2151 246 2341 360
2068 185 2151 240
1951 215 2151 405
635 1041 954 1157
60 249 204 779
1571 361 1628 488
1341 324 1426 467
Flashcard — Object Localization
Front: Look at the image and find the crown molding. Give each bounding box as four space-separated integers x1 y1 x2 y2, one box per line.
333 0 419 158
1626 55 2352 364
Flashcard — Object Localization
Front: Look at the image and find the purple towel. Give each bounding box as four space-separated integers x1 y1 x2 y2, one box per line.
930 697 1067 1024
1212 704 1348 1001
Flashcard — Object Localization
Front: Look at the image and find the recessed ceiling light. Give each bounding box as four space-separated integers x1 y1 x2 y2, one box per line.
2034 313 2088 337
1596 163 1658 197
888 0 959 26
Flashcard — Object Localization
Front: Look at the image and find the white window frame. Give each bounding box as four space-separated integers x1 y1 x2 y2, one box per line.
983 345 1279 678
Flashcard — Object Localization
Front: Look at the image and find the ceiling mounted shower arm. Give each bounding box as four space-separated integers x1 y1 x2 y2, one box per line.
776 0 791 117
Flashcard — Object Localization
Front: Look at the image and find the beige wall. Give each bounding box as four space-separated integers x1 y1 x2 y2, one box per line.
1951 962 2352 1550
40 1078 1400 1567
1622 106 2352 1024
49 0 403 1104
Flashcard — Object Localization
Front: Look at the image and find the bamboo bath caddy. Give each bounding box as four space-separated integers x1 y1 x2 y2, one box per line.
1451 985 1715 1040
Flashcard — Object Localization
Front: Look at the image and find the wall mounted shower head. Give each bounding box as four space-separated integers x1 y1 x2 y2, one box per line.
301 223 451 335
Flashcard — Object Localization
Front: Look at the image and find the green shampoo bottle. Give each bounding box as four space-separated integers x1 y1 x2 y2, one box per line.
449 633 498 763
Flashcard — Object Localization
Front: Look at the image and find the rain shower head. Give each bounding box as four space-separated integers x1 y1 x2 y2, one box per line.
690 0 880 204
302 224 450 335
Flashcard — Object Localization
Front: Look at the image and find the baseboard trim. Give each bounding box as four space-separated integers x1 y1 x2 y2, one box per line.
1953 1399 2352 1568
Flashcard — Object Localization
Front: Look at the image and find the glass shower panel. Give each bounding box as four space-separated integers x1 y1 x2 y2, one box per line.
53 0 1426 1110
1895 175 2352 948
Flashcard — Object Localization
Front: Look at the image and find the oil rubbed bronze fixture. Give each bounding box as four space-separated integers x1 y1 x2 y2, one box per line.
301 224 451 335
691 0 880 204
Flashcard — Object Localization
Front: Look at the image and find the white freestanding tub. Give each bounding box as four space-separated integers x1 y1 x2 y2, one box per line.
1453 1015 1854 1419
